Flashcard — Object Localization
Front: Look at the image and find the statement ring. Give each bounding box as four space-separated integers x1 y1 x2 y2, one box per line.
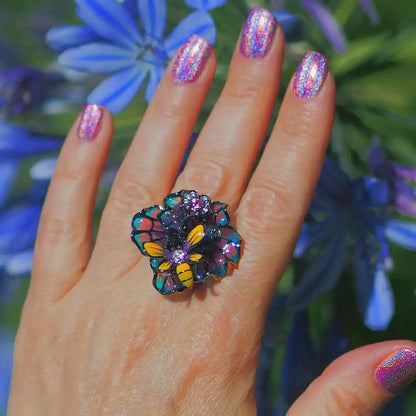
131 190 242 295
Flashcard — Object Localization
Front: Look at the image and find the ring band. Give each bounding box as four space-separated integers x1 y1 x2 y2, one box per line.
131 190 242 295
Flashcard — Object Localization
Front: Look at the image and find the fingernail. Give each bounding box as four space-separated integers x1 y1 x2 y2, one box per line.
77 104 103 141
240 8 276 59
293 51 329 99
375 348 416 393
172 34 211 84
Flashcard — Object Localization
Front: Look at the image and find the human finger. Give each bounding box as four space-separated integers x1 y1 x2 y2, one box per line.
30 106 112 304
288 341 416 415
237 52 335 298
174 8 283 209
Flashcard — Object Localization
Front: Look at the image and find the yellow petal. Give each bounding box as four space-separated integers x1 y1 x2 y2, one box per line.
189 253 203 262
176 263 193 288
186 224 205 249
143 242 164 257
158 261 171 271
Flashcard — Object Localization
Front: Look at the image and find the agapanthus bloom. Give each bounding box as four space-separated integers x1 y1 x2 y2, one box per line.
131 190 242 295
369 145 416 218
289 158 416 330
47 0 219 112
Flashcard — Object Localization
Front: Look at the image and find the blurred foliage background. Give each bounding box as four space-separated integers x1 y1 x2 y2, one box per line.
0 0 415 414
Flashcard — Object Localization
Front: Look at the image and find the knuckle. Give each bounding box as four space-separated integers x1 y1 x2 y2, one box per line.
150 94 183 126
38 216 75 248
181 160 229 198
109 175 156 216
238 184 297 237
56 160 89 184
278 107 315 141
223 77 260 102
325 385 372 416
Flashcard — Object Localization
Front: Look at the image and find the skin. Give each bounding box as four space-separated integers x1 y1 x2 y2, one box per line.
7 26 416 416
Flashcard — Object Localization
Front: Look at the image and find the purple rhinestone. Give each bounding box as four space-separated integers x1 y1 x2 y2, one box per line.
167 248 188 264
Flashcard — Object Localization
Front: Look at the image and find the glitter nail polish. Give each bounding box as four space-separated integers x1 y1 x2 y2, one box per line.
375 348 416 393
77 104 103 141
172 35 211 84
293 51 329 99
240 8 276 59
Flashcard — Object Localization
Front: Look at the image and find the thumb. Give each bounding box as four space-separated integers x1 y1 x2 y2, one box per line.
287 341 416 415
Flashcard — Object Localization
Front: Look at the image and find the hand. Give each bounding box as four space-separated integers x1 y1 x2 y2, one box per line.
8 9 416 416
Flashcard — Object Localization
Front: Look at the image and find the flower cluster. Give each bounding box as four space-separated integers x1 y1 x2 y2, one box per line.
131 190 242 295
289 157 416 330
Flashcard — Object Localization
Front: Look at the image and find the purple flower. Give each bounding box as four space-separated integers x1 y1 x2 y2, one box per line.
369 145 416 217
47 0 217 112
131 190 241 295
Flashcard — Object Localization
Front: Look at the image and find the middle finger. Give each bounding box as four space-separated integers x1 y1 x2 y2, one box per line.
174 8 284 208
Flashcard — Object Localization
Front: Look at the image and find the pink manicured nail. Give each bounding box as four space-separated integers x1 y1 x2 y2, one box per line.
240 8 277 59
375 348 416 393
172 35 211 84
293 51 329 99
77 104 103 141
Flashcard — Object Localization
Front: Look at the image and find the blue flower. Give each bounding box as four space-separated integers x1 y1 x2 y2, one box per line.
369 145 416 218
0 124 61 298
0 123 62 160
289 158 416 331
0 67 62 117
47 0 217 112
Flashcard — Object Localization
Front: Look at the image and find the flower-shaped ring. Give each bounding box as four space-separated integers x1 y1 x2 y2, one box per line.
131 190 242 295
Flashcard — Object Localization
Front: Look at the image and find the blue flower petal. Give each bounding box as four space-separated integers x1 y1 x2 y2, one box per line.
279 311 320 406
0 123 62 159
46 25 98 51
294 218 332 257
353 230 376 318
272 10 305 42
75 0 142 49
0 161 18 208
164 11 216 57
359 0 379 24
317 158 350 204
287 221 348 310
120 0 137 16
58 42 138 73
0 330 14 412
6 249 34 276
0 205 41 253
30 158 57 182
87 65 148 113
351 177 389 207
138 0 167 38
365 267 394 331
385 220 416 250
185 0 226 11
300 0 347 53
145 66 164 103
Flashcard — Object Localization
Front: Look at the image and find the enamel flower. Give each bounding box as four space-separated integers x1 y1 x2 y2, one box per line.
131 190 242 295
